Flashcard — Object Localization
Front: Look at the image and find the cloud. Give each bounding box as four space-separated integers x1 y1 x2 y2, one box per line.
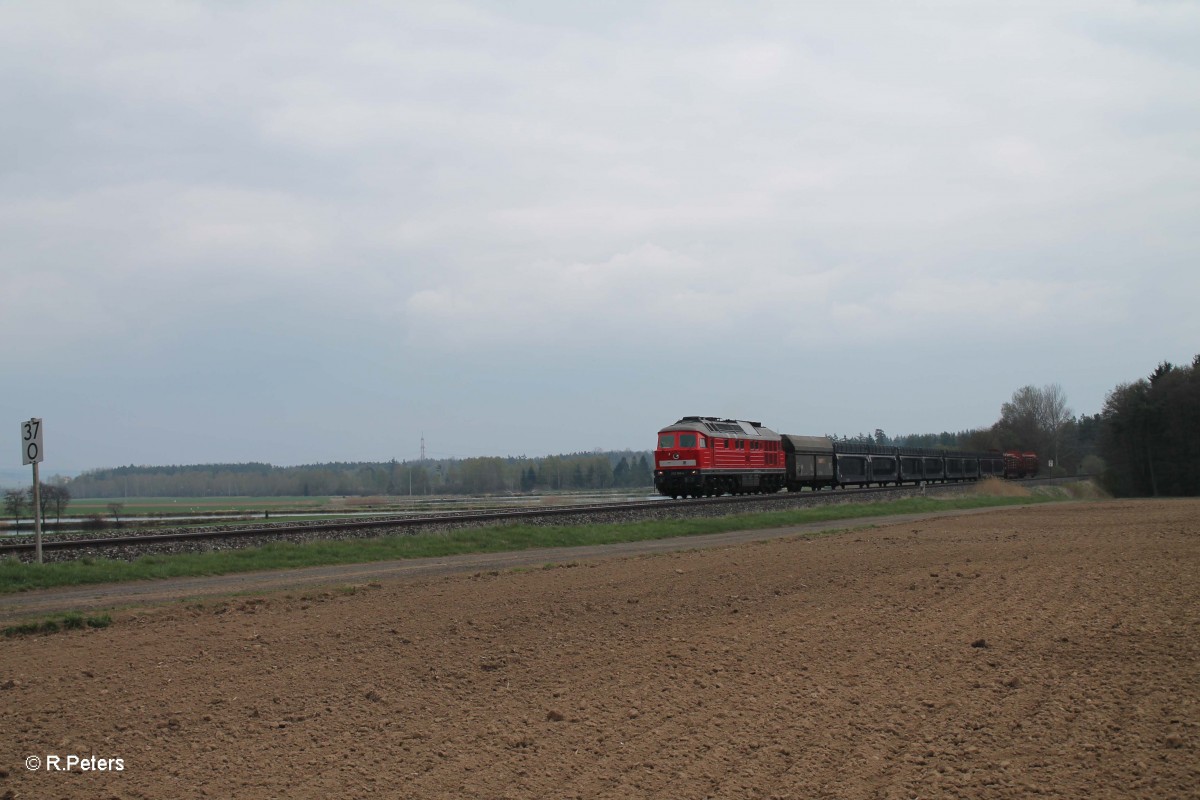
405 244 701 349
404 243 872 352
1 0 1197 467
883 276 1124 331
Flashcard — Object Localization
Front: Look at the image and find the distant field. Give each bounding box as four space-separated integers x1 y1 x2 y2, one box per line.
44 491 651 519
3 493 640 530
61 496 334 516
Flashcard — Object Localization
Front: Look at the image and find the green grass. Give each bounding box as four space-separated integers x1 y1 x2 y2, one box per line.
2 613 111 637
0 494 1061 595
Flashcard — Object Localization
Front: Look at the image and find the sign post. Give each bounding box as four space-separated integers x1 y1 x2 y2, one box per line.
21 418 44 563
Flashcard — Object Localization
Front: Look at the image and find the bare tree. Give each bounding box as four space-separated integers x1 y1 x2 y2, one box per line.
44 484 71 523
1037 383 1072 474
25 482 54 525
995 384 1072 471
4 488 24 524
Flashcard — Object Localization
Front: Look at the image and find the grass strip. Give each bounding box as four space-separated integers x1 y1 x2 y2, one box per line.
0 494 1057 594
3 613 111 637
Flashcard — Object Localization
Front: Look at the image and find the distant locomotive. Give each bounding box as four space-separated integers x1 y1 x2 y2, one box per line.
1003 450 1041 479
654 416 1037 499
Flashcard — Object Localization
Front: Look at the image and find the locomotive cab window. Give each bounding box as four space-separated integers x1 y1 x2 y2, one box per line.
658 434 674 448
679 434 698 448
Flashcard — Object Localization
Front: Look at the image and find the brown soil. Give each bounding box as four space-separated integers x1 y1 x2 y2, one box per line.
2 499 1198 799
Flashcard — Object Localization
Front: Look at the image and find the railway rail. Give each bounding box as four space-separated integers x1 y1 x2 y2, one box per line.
0 477 1075 562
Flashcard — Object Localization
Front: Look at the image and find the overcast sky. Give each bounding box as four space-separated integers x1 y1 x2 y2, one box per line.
2 1 1198 473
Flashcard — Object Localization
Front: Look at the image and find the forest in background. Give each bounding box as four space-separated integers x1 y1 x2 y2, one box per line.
24 356 1200 501
860 355 1198 497
61 451 655 499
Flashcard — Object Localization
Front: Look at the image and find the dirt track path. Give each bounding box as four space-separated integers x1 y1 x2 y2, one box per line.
1 505 1027 621
2 499 1198 800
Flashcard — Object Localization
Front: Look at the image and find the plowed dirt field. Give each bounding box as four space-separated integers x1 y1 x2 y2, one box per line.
2 499 1198 799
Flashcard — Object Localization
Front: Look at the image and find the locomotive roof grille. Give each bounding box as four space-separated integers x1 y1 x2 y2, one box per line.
676 416 764 434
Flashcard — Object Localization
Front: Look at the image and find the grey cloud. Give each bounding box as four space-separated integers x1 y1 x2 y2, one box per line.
2 1 1197 469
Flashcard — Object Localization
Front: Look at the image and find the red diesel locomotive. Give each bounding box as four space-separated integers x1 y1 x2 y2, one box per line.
655 417 785 498
655 416 1037 499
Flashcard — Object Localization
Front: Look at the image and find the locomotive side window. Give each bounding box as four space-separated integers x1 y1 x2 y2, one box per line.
679 434 698 447
659 434 674 448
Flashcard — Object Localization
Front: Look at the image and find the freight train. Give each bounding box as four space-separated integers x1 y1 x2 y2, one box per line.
654 416 1038 499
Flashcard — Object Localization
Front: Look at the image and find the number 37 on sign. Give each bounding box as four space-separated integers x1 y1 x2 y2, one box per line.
22 418 44 465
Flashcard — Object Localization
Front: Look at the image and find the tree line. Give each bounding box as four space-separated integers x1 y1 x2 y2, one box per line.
837 355 1199 497
4 483 71 524
966 366 1197 497
21 358 1198 504
1098 355 1200 497
61 451 656 499
831 382 1100 477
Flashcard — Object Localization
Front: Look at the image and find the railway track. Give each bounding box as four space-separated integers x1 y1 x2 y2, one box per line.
0 478 1073 561
0 498 672 555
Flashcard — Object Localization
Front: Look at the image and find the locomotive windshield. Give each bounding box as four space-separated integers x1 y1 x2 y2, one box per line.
659 433 700 448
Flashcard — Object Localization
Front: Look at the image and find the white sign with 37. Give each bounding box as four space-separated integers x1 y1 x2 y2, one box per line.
21 417 44 465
